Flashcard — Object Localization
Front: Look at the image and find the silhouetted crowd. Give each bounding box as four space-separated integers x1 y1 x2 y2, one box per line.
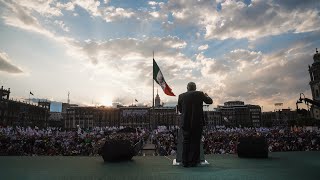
153 127 320 155
0 126 146 156
153 130 177 156
1 126 319 156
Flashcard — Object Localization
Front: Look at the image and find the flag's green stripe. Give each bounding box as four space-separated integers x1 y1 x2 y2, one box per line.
153 59 160 84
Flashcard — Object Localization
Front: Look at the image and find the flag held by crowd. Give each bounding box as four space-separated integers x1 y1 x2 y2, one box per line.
153 59 175 96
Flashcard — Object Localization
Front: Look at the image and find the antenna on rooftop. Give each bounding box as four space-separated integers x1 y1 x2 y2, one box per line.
67 91 70 104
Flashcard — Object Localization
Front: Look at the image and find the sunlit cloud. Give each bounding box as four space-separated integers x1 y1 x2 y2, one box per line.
0 51 23 74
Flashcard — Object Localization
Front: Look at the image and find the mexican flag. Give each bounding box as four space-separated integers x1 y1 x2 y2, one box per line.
153 59 175 96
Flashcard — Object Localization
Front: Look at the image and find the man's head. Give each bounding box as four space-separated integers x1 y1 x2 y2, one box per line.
187 82 196 91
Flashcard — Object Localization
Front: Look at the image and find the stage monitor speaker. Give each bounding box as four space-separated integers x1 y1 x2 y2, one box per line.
237 136 268 158
102 140 134 162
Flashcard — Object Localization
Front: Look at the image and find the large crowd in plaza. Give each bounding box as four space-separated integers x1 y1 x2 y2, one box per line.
153 127 320 155
0 126 147 156
0 126 319 156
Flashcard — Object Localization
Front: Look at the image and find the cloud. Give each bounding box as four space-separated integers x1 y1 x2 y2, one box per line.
1 0 138 25
0 1 189 82
148 1 165 9
72 0 101 16
102 7 135 22
2 0 63 17
198 43 314 110
55 0 137 22
196 53 229 76
148 1 159 6
54 20 69 32
1 0 56 38
156 0 320 40
272 0 319 11
3 0 320 40
56 0 167 22
0 51 23 73
67 36 188 65
54 20 70 32
163 0 214 25
205 0 320 40
198 44 209 51
1 0 77 50
56 1 75 11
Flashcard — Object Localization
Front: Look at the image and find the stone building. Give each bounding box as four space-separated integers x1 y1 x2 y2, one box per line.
215 101 261 127
0 86 50 128
205 110 222 129
64 106 120 129
48 112 63 127
309 48 320 119
153 107 177 128
119 106 149 128
262 109 297 127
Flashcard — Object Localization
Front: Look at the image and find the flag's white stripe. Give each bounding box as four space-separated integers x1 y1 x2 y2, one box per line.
156 71 167 90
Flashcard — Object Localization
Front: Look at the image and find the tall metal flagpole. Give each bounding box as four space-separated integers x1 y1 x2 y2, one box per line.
152 51 155 130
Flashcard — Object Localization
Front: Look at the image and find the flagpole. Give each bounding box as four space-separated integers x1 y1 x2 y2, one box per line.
152 51 155 130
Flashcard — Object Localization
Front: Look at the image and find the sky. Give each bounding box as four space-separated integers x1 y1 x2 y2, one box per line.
0 0 319 112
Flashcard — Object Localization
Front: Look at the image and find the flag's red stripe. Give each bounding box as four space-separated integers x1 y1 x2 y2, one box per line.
164 83 175 96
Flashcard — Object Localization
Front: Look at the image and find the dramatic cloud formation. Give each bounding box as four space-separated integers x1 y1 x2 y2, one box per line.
1 0 56 38
0 0 319 110
158 0 320 40
0 52 23 73
196 44 314 109
204 0 320 40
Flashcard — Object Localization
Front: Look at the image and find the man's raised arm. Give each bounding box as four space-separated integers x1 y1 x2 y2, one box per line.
202 92 213 104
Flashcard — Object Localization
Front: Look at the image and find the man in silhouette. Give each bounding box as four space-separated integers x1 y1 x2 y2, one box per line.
177 82 213 167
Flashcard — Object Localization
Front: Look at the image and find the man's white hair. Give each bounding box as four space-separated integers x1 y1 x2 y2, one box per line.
187 82 196 91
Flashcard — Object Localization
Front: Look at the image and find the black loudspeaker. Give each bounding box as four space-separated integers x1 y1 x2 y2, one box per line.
237 136 268 158
102 140 134 162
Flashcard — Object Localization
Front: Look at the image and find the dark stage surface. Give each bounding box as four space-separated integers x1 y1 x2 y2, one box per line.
0 151 320 180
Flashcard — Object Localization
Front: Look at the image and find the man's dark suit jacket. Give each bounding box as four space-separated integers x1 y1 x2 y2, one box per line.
177 91 213 131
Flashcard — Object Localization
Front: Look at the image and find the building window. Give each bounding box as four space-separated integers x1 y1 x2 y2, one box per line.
316 90 319 98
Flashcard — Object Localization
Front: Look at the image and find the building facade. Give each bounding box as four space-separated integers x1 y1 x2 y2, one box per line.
48 112 63 127
205 110 222 129
152 107 177 128
309 49 320 119
119 106 149 128
63 105 179 129
64 106 120 129
96 106 120 127
65 107 94 129
0 86 50 128
215 101 261 127
248 105 262 127
262 109 297 127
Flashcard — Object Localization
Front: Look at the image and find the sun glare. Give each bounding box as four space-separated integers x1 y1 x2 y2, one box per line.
101 96 113 107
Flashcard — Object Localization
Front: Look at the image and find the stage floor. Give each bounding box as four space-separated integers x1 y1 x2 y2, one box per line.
0 151 320 180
